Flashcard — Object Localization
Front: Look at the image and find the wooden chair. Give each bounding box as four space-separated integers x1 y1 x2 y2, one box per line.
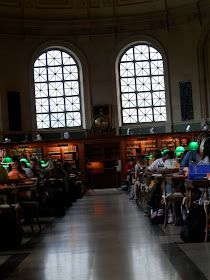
18 178 42 233
162 175 185 228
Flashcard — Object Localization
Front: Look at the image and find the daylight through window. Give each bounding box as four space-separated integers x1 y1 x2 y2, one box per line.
34 49 82 129
119 44 167 124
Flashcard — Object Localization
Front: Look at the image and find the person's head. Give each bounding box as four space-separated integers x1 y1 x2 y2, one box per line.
20 161 27 168
202 138 210 159
197 132 210 146
48 161 58 170
12 156 20 170
30 158 38 170
164 151 174 160
197 132 210 156
137 155 146 165
152 149 162 160
57 159 63 166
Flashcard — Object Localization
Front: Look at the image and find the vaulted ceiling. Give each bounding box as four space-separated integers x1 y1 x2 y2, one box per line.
0 0 209 35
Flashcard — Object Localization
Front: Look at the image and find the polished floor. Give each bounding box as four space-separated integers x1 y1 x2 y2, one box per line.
0 189 209 280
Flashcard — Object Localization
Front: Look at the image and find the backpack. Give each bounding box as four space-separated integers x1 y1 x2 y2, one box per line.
150 194 164 224
180 204 206 243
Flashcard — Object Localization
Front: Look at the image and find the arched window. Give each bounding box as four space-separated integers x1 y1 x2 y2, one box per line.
119 44 167 124
34 49 82 129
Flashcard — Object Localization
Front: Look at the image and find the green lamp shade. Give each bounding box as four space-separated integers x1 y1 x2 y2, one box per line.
176 152 182 157
41 164 47 168
146 155 152 158
27 163 30 167
40 160 45 164
20 158 28 163
1 157 14 165
175 146 185 153
187 141 199 150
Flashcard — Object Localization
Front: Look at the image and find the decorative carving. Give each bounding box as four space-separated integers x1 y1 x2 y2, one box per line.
90 0 100 8
179 80 194 121
77 0 87 8
103 0 112 7
0 0 20 7
116 0 154 5
36 0 72 8
25 0 34 8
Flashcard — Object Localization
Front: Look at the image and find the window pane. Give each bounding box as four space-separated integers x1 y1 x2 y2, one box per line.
36 114 50 129
35 83 48 98
120 62 134 77
48 66 63 82
66 112 81 127
49 97 64 112
121 93 136 108
65 96 81 111
134 45 149 61
151 76 165 90
149 46 162 60
151 60 164 75
34 67 47 83
122 108 137 123
62 52 77 65
121 48 134 62
137 92 152 107
34 53 46 67
36 98 49 113
153 91 166 106
120 77 136 92
136 77 151 92
47 50 62 66
138 108 153 122
154 107 167 121
51 113 65 128
63 65 78 80
49 82 63 97
135 61 150 76
64 81 79 96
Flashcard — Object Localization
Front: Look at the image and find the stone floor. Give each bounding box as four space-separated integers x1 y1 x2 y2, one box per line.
0 188 209 280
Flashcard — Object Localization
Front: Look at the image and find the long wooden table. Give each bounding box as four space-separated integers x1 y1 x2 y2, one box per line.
0 180 38 228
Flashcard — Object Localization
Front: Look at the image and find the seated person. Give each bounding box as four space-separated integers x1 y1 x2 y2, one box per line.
0 165 9 184
144 151 179 215
197 138 210 205
30 158 47 180
131 156 147 200
20 161 34 177
8 157 26 179
46 161 65 179
125 158 135 185
180 132 209 169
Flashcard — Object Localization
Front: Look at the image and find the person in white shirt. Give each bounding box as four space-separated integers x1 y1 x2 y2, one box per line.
144 151 180 215
20 161 34 177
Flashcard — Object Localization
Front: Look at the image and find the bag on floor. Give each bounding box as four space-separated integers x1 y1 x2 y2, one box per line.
180 204 206 243
150 194 164 224
129 185 134 199
121 180 128 191
0 211 22 248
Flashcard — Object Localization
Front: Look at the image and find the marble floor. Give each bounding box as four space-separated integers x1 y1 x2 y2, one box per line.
0 189 209 280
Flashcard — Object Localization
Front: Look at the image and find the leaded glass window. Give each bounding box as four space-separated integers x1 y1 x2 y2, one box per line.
34 49 82 129
119 44 167 124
